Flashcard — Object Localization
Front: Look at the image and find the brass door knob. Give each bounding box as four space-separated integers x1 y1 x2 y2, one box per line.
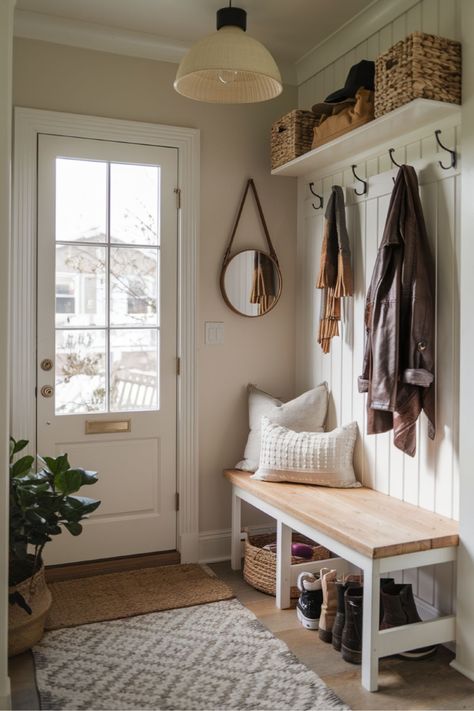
40 385 54 398
40 358 53 371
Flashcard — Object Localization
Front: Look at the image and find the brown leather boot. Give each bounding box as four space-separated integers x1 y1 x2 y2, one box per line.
380 583 437 659
318 568 337 643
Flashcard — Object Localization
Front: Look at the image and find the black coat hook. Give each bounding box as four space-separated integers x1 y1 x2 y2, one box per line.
389 148 402 169
309 182 323 209
351 165 367 196
435 129 456 169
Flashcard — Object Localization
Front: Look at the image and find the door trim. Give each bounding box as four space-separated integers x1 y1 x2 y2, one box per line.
12 107 200 562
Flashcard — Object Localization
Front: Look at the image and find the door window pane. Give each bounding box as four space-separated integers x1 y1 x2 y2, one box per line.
56 159 107 242
110 329 159 412
55 330 106 414
110 247 159 326
110 164 159 245
55 245 107 327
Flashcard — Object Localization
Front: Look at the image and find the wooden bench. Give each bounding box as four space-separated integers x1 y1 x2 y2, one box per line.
224 469 459 692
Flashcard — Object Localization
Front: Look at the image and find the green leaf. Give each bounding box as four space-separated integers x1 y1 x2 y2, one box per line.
68 469 98 486
39 455 57 474
25 510 46 525
11 438 29 455
64 521 82 536
55 454 70 475
67 496 101 515
11 456 34 478
54 469 82 495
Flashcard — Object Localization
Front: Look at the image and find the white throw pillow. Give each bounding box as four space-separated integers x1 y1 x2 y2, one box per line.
251 417 360 488
235 383 328 473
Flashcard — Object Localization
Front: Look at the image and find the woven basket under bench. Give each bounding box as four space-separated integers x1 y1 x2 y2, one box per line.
375 31 461 118
243 532 332 598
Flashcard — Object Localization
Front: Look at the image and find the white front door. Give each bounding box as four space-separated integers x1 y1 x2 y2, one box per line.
37 134 178 564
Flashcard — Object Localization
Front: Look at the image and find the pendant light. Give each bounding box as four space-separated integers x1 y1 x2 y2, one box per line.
174 3 282 104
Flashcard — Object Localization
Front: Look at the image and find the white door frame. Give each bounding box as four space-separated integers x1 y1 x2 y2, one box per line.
12 107 200 562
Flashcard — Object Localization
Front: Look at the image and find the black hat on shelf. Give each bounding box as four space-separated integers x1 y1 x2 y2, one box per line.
311 59 375 114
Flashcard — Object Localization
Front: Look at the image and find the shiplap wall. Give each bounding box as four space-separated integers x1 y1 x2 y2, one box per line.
295 0 460 615
298 0 459 112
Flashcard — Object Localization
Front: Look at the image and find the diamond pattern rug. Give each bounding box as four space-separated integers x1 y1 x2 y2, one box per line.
34 599 349 710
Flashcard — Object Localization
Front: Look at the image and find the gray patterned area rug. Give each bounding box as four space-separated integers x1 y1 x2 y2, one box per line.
34 599 349 711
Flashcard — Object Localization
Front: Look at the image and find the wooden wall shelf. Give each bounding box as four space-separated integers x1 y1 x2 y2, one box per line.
271 99 461 178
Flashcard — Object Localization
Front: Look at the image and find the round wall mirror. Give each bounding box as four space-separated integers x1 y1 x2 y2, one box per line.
220 249 282 317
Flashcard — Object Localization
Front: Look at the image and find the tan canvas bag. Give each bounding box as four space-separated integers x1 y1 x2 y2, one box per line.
312 89 374 149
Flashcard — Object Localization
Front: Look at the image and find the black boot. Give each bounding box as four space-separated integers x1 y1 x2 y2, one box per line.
341 586 363 664
332 578 361 651
380 583 437 659
379 577 395 623
334 577 393 653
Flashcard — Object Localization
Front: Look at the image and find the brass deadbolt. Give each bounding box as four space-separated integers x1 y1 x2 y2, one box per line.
40 385 54 398
40 358 53 371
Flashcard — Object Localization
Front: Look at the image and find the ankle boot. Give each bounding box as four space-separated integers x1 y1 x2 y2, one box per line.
318 568 337 643
380 583 437 659
341 586 364 664
332 574 363 651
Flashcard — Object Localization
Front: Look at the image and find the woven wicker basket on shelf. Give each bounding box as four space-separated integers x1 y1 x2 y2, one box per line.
243 532 332 598
271 110 318 170
375 31 461 118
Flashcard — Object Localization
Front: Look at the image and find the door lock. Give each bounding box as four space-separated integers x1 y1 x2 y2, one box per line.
40 358 53 371
40 385 54 398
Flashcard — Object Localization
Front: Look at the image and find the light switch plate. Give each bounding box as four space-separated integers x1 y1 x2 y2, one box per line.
205 321 224 345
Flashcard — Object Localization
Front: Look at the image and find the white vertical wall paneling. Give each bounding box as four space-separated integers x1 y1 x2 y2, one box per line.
294 0 460 614
298 0 459 112
296 126 461 610
452 173 461 522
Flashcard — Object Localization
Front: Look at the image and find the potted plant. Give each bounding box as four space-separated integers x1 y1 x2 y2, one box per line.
9 436 100 656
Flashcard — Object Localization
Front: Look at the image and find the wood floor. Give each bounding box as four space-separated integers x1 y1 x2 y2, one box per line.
9 561 474 710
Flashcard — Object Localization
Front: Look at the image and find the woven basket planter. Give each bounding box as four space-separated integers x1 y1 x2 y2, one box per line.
243 532 332 598
9 563 52 657
271 110 318 170
375 31 461 118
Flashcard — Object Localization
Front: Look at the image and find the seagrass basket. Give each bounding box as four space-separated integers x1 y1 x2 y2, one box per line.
271 110 318 169
243 532 332 598
375 31 461 118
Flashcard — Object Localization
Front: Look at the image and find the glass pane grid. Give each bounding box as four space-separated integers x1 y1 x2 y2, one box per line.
54 158 161 415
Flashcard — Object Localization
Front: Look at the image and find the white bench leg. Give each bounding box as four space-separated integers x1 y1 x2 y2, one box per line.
276 520 292 609
361 558 380 692
231 491 242 570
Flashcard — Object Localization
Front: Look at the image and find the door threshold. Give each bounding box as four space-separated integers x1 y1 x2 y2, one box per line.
45 550 181 582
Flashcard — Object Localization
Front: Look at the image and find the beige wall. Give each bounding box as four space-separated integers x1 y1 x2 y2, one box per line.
12 38 297 537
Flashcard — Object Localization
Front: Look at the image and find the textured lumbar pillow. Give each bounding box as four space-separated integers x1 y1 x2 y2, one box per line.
235 383 328 473
251 417 360 488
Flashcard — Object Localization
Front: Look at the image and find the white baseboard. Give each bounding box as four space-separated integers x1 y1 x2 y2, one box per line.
198 525 275 564
450 659 474 682
0 677 11 710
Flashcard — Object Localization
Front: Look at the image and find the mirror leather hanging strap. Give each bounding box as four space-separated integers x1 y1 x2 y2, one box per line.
222 178 278 267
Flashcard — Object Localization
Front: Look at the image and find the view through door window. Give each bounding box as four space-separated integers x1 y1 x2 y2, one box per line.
54 158 160 414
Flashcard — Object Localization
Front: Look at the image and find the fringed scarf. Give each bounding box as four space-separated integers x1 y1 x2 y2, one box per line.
250 251 276 315
316 185 353 353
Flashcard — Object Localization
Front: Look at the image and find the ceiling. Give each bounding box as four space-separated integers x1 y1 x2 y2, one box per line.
15 0 376 66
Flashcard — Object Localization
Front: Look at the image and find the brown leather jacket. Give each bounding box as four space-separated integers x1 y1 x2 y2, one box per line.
358 165 435 457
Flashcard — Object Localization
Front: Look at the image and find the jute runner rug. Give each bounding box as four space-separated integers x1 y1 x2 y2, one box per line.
45 563 234 630
35 599 349 710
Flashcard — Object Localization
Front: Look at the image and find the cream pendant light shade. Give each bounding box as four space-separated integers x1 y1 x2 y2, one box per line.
174 5 282 103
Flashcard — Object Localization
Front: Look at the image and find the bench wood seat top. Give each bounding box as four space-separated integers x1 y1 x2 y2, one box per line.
224 470 459 559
